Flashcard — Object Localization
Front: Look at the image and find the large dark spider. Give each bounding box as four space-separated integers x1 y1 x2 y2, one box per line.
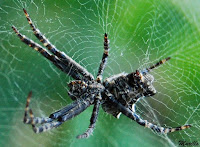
12 9 191 139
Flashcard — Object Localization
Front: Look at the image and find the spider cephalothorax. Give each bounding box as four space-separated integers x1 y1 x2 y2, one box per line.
12 9 191 139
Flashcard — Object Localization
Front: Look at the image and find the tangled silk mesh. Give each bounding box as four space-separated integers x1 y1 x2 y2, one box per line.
0 0 200 146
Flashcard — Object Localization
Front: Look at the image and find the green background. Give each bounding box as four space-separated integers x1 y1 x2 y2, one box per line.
0 0 200 146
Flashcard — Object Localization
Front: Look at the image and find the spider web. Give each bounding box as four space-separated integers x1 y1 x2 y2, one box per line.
0 0 200 146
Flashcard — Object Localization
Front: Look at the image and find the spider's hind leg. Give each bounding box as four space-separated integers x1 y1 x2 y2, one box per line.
24 91 53 125
24 91 63 133
107 93 191 134
29 109 62 133
12 26 80 79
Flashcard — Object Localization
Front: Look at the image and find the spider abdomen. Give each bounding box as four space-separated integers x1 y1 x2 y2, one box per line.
102 71 156 118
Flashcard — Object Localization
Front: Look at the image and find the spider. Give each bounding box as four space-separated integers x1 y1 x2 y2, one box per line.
12 9 191 139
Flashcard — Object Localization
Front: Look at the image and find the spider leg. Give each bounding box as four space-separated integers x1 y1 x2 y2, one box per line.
23 91 62 133
22 8 94 81
29 109 62 133
24 91 53 125
96 33 109 82
76 93 101 139
12 26 81 80
49 100 79 119
147 57 171 71
57 99 92 122
107 92 191 133
29 98 92 133
24 92 93 133
30 101 88 133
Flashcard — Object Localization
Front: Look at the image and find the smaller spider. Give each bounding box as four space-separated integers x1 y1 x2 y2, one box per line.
12 9 191 139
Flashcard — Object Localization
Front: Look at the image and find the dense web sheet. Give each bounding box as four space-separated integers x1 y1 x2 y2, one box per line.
0 0 200 146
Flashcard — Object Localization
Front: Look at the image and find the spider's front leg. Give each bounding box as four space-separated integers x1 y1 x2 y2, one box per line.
106 92 191 134
12 26 82 80
22 9 94 81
